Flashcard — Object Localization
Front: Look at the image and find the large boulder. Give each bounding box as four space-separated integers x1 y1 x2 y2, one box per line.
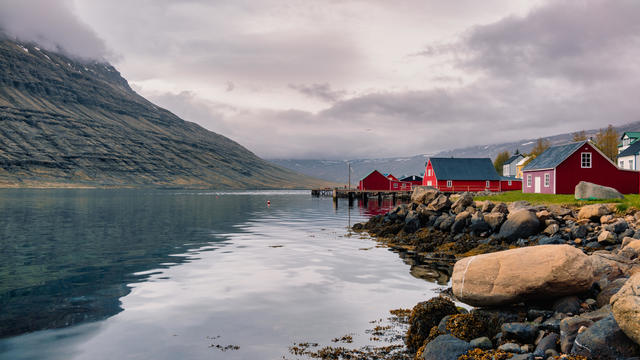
427 194 451 212
571 314 640 359
451 245 594 307
578 204 611 221
412 186 440 204
451 193 474 213
484 212 505 230
575 181 624 200
497 209 540 241
611 273 640 346
419 335 472 360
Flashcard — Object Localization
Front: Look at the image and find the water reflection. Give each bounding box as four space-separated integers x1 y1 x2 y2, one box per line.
0 190 449 360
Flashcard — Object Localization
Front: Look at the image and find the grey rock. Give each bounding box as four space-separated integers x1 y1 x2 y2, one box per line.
501 322 538 344
508 200 532 213
553 295 582 314
597 277 629 308
492 202 508 214
543 223 560 236
438 215 455 231
571 224 588 239
420 335 472 360
481 201 494 213
560 316 594 353
533 333 559 357
484 212 506 230
571 314 640 359
498 209 540 241
469 336 492 350
451 193 474 213
411 186 440 204
575 181 624 200
538 235 566 245
427 194 451 212
498 342 523 353
598 230 618 245
509 354 533 360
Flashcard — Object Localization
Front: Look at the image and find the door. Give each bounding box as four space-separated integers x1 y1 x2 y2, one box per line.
534 177 541 193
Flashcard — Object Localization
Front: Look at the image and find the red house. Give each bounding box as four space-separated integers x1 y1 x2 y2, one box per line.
523 140 639 194
358 170 413 191
422 158 521 192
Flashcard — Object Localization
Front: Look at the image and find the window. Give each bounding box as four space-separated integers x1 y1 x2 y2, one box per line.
428 169 432 176
581 153 592 168
527 175 532 187
446 180 452 187
544 173 550 187
508 180 512 186
624 137 630 146
427 180 432 186
620 160 625 168
630 160 633 169
486 180 490 188
393 183 398 188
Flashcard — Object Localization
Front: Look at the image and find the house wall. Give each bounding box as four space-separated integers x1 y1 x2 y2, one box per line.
358 171 391 191
422 161 437 187
618 155 637 170
437 180 501 192
523 170 555 194
389 181 413 191
556 143 639 194
500 180 522 191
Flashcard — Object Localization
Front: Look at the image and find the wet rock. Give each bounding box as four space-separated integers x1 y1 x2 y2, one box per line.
469 337 492 350
419 334 472 360
597 277 629 308
501 323 538 343
571 224 588 239
492 202 508 214
571 314 640 359
498 342 523 353
497 209 540 242
411 186 440 204
427 194 451 212
469 213 490 233
590 251 633 282
560 316 594 353
451 212 470 234
538 235 565 245
611 273 640 346
438 215 455 232
605 220 629 234
578 204 611 221
444 313 487 341
575 181 624 200
533 333 559 357
509 354 534 360
404 211 420 233
406 297 459 353
553 295 582 314
452 245 594 307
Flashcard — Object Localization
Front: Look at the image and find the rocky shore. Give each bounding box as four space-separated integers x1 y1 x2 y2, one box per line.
353 186 640 360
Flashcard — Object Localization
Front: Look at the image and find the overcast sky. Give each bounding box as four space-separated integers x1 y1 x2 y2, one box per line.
1 0 639 159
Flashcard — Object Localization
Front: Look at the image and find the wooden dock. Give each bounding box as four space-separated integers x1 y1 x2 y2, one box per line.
311 188 412 204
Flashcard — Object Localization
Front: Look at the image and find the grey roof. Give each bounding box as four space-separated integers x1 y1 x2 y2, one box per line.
500 176 520 181
400 175 423 181
523 141 587 171
503 154 524 165
618 140 640 157
429 158 501 180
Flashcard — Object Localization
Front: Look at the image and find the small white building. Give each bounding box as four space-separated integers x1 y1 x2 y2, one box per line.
618 140 640 170
502 153 525 177
618 132 640 154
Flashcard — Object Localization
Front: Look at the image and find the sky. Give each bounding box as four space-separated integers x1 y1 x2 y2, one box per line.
1 0 640 160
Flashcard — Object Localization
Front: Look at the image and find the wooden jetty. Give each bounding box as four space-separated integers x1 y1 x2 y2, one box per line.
311 188 412 205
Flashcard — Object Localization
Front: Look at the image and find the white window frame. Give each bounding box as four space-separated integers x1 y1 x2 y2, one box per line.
629 159 633 169
581 152 592 168
527 174 532 187
427 180 432 186
620 160 624 168
508 180 512 186
544 173 550 187
393 183 398 189
485 180 490 188
428 169 432 176
446 180 452 187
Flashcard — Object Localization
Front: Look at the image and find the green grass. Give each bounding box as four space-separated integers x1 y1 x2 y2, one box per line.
475 191 640 211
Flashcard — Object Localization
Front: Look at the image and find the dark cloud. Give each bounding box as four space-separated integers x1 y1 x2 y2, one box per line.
288 83 347 103
0 0 110 60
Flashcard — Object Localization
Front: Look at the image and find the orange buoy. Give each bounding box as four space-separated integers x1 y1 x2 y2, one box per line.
267 200 271 207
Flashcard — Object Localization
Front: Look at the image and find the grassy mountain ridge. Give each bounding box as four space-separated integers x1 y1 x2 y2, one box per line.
0 39 330 189
271 123 640 183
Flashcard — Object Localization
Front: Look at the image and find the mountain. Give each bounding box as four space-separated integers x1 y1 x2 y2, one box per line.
271 123 640 183
0 39 330 189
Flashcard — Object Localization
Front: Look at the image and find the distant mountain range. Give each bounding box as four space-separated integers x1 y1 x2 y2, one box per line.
0 37 330 189
270 123 640 184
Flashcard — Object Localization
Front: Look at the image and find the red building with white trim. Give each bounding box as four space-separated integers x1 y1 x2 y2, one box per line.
523 140 639 194
357 170 413 191
422 158 520 192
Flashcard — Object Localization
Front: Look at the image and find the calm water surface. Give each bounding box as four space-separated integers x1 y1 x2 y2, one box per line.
0 190 447 360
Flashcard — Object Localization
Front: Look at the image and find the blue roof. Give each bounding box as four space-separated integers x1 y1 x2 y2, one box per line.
503 154 524 165
429 158 501 180
619 140 640 157
523 141 586 171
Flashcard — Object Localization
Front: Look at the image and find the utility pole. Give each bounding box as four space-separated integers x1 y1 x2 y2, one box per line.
348 162 351 190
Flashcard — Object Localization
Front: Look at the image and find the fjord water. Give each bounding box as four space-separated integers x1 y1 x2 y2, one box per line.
0 190 445 360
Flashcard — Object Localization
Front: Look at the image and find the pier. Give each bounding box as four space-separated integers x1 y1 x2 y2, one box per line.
311 188 412 206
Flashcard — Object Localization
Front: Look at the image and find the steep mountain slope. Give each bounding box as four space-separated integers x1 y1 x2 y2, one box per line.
0 39 329 188
272 124 640 183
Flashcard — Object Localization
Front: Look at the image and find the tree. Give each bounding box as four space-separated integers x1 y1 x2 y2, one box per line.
594 124 619 162
572 130 588 142
494 151 510 175
530 138 551 157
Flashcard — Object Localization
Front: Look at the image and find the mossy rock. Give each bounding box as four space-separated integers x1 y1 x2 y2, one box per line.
446 314 488 341
457 348 512 360
406 296 459 353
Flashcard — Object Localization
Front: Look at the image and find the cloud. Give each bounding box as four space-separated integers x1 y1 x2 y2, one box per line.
0 0 110 60
288 83 347 103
